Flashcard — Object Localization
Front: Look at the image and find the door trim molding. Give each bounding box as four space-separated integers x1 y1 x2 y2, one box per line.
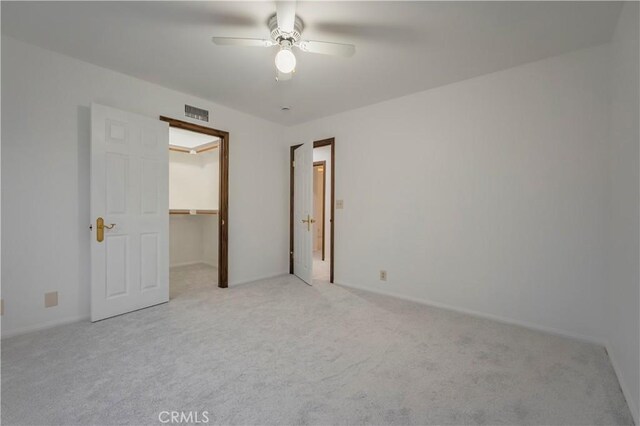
290 138 335 283
160 116 229 288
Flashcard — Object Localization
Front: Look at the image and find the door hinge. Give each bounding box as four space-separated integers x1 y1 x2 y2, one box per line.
292 160 295 168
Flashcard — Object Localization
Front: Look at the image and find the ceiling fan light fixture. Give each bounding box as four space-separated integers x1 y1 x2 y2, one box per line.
275 47 296 74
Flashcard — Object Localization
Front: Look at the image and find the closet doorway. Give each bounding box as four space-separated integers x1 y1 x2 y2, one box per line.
313 161 326 261
160 117 229 289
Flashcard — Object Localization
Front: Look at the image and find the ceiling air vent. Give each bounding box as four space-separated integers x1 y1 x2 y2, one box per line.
185 104 209 122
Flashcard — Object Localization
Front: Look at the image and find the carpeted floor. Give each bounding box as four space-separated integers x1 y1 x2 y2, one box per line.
1 264 634 425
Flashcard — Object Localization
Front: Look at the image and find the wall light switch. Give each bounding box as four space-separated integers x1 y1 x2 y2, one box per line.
336 199 344 209
44 292 58 308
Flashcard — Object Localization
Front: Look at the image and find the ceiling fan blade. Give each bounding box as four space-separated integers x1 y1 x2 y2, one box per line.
276 1 296 33
211 37 275 47
296 40 356 57
276 70 292 82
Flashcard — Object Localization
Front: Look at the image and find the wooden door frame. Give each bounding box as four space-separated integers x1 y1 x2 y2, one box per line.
313 161 326 261
160 116 229 288
290 138 335 283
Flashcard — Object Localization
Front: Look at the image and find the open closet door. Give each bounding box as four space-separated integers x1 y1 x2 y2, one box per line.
90 103 169 321
293 141 314 285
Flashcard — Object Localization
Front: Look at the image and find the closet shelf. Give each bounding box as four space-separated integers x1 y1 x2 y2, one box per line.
169 209 218 215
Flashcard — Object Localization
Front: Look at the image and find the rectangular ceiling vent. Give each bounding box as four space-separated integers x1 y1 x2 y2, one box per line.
185 104 209 122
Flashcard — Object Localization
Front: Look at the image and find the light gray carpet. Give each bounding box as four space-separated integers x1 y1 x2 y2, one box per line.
1 264 634 425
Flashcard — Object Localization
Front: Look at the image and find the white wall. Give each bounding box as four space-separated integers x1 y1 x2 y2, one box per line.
606 2 640 422
169 150 219 210
313 146 332 260
169 215 218 268
1 36 289 337
169 216 205 267
286 44 612 343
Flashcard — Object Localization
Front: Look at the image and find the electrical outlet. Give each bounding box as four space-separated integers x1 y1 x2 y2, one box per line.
44 292 58 308
380 270 387 281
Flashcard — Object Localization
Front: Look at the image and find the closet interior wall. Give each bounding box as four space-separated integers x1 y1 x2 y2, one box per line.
169 149 219 268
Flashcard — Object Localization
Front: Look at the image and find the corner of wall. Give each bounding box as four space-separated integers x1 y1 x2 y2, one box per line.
606 340 640 424
605 2 640 422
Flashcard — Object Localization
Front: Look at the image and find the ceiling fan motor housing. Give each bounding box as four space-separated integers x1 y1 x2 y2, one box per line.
268 14 304 44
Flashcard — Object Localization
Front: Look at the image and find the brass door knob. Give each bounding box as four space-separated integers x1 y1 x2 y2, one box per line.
301 215 316 232
96 217 116 242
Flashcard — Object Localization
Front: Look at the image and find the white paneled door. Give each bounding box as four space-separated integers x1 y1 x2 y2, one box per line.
293 141 314 285
90 103 169 321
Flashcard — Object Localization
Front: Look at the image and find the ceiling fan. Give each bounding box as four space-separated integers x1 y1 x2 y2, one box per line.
212 1 356 81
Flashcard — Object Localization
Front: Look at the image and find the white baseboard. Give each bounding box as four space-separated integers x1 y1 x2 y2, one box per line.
229 272 289 287
1 314 89 340
1 272 282 339
4 263 220 339
606 341 639 425
170 261 202 268
334 280 604 346
338 281 640 421
170 261 218 268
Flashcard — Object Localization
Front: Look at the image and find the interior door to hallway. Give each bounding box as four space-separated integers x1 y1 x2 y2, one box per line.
90 103 170 321
313 162 326 258
293 141 314 285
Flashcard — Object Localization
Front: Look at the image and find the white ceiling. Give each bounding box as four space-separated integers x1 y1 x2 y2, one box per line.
169 127 219 149
1 1 622 125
